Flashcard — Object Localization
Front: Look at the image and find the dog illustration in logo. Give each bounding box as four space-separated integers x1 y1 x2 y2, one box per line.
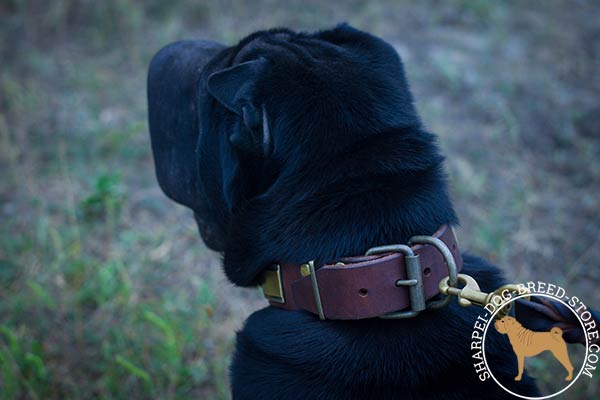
495 316 574 382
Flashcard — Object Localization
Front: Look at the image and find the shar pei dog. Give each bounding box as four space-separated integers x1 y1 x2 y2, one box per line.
147 24 542 399
495 316 574 382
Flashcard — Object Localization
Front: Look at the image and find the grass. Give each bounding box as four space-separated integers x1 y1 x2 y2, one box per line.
0 173 234 398
0 1 599 398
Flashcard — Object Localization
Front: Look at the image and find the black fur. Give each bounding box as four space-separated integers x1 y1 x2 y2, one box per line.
148 24 540 399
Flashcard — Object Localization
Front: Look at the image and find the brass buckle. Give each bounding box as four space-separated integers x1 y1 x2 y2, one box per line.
365 234 459 319
261 264 285 303
365 244 425 319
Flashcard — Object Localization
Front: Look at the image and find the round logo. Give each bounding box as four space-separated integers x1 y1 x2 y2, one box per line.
471 282 599 399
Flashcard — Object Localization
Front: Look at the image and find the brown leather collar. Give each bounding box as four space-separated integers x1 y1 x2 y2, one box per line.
260 225 462 320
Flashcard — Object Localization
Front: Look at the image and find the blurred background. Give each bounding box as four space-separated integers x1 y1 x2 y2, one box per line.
0 0 598 398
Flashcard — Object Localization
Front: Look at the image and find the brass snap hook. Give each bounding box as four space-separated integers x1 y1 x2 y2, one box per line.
439 273 490 307
439 275 530 319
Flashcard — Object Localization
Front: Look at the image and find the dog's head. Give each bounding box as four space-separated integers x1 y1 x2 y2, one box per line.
202 24 422 236
149 25 451 285
494 316 518 334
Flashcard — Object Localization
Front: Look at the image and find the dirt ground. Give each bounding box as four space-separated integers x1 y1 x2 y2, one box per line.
0 1 599 399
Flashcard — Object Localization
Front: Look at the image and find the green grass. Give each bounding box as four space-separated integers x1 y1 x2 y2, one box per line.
0 177 234 398
1 1 598 398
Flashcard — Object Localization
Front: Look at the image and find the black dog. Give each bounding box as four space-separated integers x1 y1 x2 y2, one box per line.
147 25 541 399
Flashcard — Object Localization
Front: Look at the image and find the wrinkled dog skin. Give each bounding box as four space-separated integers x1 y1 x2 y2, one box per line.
147 25 540 399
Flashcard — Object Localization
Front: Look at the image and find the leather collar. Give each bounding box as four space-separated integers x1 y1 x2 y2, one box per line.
260 225 462 320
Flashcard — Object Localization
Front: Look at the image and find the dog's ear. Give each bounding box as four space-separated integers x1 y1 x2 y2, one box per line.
207 58 267 114
208 58 272 211
207 58 271 156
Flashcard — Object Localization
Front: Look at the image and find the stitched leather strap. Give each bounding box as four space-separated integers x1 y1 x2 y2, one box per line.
264 225 462 319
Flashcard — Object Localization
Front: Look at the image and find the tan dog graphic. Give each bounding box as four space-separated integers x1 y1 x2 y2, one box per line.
495 316 573 382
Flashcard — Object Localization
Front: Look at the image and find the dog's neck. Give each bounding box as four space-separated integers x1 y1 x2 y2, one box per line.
223 126 458 286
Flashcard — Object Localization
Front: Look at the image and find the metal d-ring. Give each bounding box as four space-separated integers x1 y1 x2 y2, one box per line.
366 244 426 319
409 235 458 310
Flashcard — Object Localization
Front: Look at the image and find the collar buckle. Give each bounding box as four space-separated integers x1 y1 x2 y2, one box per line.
365 245 426 319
